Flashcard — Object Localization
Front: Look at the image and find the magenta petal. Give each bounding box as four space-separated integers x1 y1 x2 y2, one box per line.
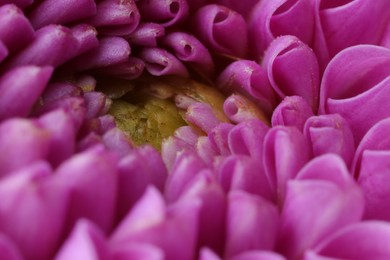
208 123 235 155
0 234 24 260
165 152 207 203
185 103 222 134
53 146 118 234
83 91 110 119
199 247 221 260
263 126 311 202
230 251 287 260
139 47 188 77
137 0 189 27
117 145 167 220
223 94 269 124
95 57 145 80
111 243 164 260
179 171 226 254
102 127 134 158
278 176 364 260
215 0 260 18
71 36 131 71
0 4 34 54
0 119 51 176
55 219 109 260
28 0 97 29
358 150 390 221
263 35 320 110
192 4 248 57
70 24 99 55
0 0 32 8
272 95 314 131
304 114 355 167
228 119 269 159
0 162 69 260
129 23 165 47
313 221 390 259
0 41 7 63
38 109 76 167
320 0 390 57
87 0 140 36
319 45 390 143
217 60 275 114
162 32 214 77
225 191 279 258
0 66 53 119
217 155 273 201
5 24 81 68
195 136 219 167
41 82 82 104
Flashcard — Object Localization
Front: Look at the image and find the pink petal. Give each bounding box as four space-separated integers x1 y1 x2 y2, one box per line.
128 23 165 47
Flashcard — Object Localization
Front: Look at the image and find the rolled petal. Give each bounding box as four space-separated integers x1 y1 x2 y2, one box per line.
5 24 80 68
230 251 287 260
0 41 7 63
0 0 32 9
199 247 221 260
304 114 355 167
262 35 320 110
228 119 268 160
263 126 311 202
38 109 76 167
225 191 279 258
358 150 390 221
278 177 364 259
215 0 261 18
94 57 145 80
0 66 53 119
319 45 390 143
53 146 118 234
165 152 207 203
217 155 273 201
111 243 164 260
28 0 97 29
101 127 134 158
312 221 390 259
208 123 235 155
0 119 51 176
41 82 82 104
0 233 24 260
0 4 34 54
248 0 316 58
0 161 69 260
162 32 214 77
320 0 390 57
55 220 109 260
192 4 248 57
139 47 189 77
83 91 111 119
70 36 131 71
87 0 140 36
137 0 189 27
195 136 219 167
111 186 201 260
128 23 165 47
70 24 99 55
179 171 227 254
217 60 276 114
272 95 314 132
116 145 167 220
185 102 223 134
223 94 269 124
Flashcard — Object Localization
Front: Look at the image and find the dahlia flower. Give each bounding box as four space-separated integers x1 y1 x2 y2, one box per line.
0 1 390 260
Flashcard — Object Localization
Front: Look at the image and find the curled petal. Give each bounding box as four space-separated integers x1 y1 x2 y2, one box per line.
53 146 118 234
163 32 214 77
139 47 188 77
217 60 276 114
0 4 34 54
111 243 164 260
263 126 311 202
0 119 51 176
129 23 165 47
0 0 32 8
320 0 390 57
137 0 189 27
278 175 364 259
230 251 287 260
319 45 390 143
70 36 131 71
117 145 167 220
225 191 279 258
304 114 355 167
272 95 314 132
196 136 219 167
312 221 390 259
55 220 109 260
70 24 99 55
28 0 97 29
88 0 140 36
4 25 81 68
95 57 145 80
358 150 390 221
0 41 7 63
0 162 69 260
217 155 273 201
83 91 111 119
263 35 320 110
228 119 269 159
192 4 248 57
185 102 222 134
41 82 82 104
165 152 207 203
101 127 134 157
208 123 235 156
248 0 316 57
0 66 53 119
215 0 261 18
